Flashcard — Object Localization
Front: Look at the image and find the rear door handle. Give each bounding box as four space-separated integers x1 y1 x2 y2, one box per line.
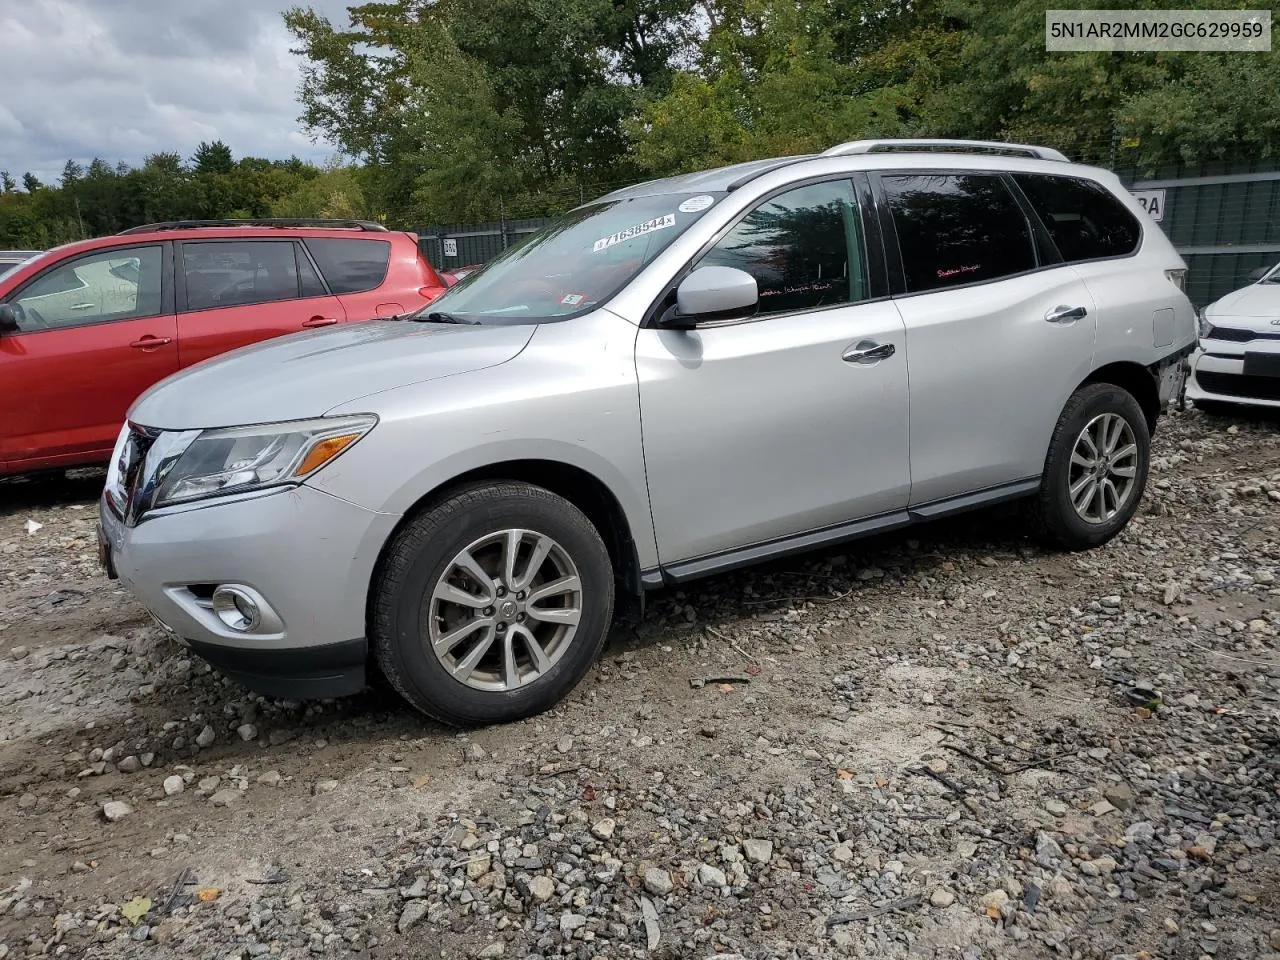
69 303 95 311
302 316 339 328
129 336 171 350
1045 304 1088 324
842 340 896 364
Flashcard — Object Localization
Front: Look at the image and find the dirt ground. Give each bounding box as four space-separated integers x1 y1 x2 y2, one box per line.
1 406 1277 960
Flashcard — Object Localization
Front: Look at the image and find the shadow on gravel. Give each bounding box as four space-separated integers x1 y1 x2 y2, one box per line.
0 467 106 515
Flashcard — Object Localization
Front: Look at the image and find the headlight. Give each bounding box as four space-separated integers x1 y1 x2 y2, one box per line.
151 415 376 509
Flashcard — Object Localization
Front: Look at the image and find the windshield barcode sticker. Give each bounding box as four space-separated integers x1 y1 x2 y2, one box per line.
593 214 676 253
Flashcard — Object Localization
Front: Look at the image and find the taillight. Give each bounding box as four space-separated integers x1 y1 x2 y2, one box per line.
1165 268 1187 291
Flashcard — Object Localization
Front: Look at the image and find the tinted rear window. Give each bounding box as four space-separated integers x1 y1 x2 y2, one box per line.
304 238 391 295
881 173 1036 293
1013 174 1141 262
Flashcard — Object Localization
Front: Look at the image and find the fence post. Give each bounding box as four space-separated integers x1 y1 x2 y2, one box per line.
499 196 508 250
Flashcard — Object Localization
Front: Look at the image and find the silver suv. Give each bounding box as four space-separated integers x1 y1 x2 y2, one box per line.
98 139 1196 726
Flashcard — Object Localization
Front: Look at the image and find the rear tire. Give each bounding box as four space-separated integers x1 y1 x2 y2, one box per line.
371 482 614 727
1035 383 1150 550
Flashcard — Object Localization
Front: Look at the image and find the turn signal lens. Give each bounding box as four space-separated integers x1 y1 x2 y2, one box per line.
294 433 360 477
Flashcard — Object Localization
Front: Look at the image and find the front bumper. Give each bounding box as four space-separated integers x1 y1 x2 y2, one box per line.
1188 341 1280 409
99 485 400 700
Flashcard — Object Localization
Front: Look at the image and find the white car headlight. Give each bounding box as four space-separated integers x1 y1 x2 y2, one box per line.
152 415 376 508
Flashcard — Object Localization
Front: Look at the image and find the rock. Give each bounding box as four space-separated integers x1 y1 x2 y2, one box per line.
1046 875 1073 899
401 877 429 899
979 889 1009 913
236 723 258 742
1269 930 1280 951
10 645 29 660
643 867 674 896
208 788 240 807
527 875 555 903
312 779 338 795
257 770 281 787
930 889 956 908
559 912 587 936
556 736 573 754
1104 783 1135 809
640 896 661 950
467 854 491 880
463 743 487 762
477 943 505 959
117 755 141 774
697 863 728 888
1090 799 1118 817
1125 822 1157 843
743 838 773 864
590 818 616 840
195 725 216 749
398 901 428 934
162 775 184 796
102 801 132 822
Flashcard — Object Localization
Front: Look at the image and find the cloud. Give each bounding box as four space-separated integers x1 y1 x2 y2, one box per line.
0 0 353 181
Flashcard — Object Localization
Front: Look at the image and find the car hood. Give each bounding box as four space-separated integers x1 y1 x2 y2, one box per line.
129 320 536 430
1207 283 1280 320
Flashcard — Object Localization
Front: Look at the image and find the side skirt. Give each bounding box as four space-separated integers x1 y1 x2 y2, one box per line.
654 477 1041 586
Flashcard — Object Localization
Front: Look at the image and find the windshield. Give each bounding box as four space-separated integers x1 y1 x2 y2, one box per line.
418 192 724 324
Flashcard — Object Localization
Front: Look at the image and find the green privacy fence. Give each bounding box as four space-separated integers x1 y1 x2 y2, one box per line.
1115 159 1280 308
416 160 1280 307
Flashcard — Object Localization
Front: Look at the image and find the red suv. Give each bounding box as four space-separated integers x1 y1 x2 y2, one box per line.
0 219 445 476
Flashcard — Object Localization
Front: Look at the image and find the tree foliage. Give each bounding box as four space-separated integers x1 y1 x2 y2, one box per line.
0 146 326 248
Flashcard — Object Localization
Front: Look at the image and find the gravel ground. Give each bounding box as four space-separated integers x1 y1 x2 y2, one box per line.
0 405 1278 960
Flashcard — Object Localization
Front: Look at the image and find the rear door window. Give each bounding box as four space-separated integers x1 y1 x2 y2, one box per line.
304 238 391 295
1013 174 1141 262
182 241 299 310
880 173 1036 294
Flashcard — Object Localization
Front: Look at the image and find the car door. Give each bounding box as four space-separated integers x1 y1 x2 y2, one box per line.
635 178 912 569
0 243 177 468
175 238 347 367
874 170 1097 505
303 236 405 319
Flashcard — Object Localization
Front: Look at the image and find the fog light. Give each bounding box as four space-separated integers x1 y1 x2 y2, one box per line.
212 586 262 632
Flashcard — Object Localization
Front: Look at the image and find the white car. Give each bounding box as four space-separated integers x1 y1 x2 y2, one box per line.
1188 262 1280 411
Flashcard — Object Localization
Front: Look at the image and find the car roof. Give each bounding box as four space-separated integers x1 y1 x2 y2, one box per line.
596 140 1110 203
21 225 404 264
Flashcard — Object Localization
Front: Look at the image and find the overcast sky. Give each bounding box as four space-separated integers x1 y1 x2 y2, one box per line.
0 0 354 183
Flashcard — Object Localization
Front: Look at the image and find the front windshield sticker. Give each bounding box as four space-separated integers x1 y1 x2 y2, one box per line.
560 293 586 306
592 214 676 253
678 195 716 213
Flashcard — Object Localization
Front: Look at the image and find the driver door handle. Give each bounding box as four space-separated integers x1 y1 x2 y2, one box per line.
302 316 339 328
129 336 171 350
842 340 896 364
1045 304 1088 324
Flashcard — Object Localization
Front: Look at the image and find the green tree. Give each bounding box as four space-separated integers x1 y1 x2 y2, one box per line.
192 140 235 175
1 172 14 193
21 173 41 193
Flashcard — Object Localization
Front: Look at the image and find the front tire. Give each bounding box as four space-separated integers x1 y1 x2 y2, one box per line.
1036 383 1150 550
371 482 614 726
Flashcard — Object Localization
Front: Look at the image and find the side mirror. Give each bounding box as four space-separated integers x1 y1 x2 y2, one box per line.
670 266 758 325
0 304 17 333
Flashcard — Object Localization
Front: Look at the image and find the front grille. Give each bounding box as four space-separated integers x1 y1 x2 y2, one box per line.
1197 371 1280 401
1208 326 1280 343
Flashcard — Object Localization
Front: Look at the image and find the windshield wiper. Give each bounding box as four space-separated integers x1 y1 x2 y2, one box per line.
419 310 480 325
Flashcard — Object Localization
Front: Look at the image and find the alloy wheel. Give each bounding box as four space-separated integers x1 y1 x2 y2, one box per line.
425 529 583 691
1068 412 1139 524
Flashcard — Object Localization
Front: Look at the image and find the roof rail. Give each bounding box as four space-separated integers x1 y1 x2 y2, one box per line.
118 218 389 235
822 139 1070 162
